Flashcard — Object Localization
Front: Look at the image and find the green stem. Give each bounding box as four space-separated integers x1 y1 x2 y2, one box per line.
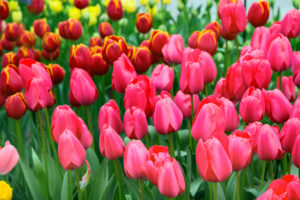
188 118 192 150
169 133 175 158
209 183 213 200
235 36 239 58
38 110 49 198
223 40 228 77
236 171 240 200
113 160 124 200
191 94 194 120
15 120 23 157
205 84 208 97
138 179 144 200
86 106 95 150
145 134 150 149
278 72 282 91
214 182 218 200
260 161 267 190
75 169 82 200
68 171 73 200
240 169 246 200
45 108 59 163
288 155 292 174
270 161 274 180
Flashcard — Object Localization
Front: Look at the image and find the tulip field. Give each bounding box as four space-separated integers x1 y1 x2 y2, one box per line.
1 0 300 199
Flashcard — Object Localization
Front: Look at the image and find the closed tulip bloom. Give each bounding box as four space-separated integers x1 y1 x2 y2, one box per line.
1 52 17 68
220 97 239 133
0 141 19 175
240 87 265 123
0 65 23 97
124 75 156 117
27 0 44 14
33 19 51 39
158 157 185 197
149 30 170 56
89 36 102 48
250 27 271 53
281 9 300 38
290 97 300 119
188 31 200 49
196 135 232 182
266 34 293 72
107 0 123 21
151 64 174 92
89 51 109 76
4 92 27 119
287 180 300 200
131 46 152 74
204 21 220 40
214 77 228 98
58 129 86 170
70 68 98 106
247 0 269 27
98 22 114 38
67 19 83 41
124 107 148 139
99 124 125 160
229 130 253 171
263 89 292 124
292 51 300 87
69 44 92 71
47 64 65 84
1 35 14 51
153 91 183 134
102 36 128 64
292 133 300 168
42 32 60 53
0 0 9 20
42 48 60 61
244 122 264 149
112 54 137 93
74 0 89 9
98 100 123 134
16 47 36 62
136 12 153 34
20 31 36 48
276 76 295 102
124 140 147 179
195 30 218 56
162 34 184 65
174 90 200 118
258 179 289 200
4 23 21 42
256 124 284 161
192 96 226 141
280 118 300 153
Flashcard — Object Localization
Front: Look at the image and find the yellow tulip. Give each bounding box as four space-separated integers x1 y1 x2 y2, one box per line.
139 0 148 5
103 0 109 6
89 15 97 26
8 1 20 11
88 4 101 17
49 1 63 13
12 11 22 23
146 5 157 16
124 0 137 13
162 0 171 4
0 181 13 200
69 7 81 19
69 0 74 5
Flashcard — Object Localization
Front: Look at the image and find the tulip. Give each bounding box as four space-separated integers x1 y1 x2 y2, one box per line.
153 91 183 134
174 90 200 118
250 27 270 53
58 20 69 39
99 124 125 160
69 68 98 106
204 21 220 40
69 44 92 71
290 98 300 119
281 9 300 38
229 130 253 171
124 140 147 179
0 141 19 175
0 0 9 20
197 30 218 56
124 107 148 139
98 22 114 38
214 77 228 98
258 179 288 200
280 118 300 153
27 0 44 14
136 12 153 34
0 180 13 199
130 46 152 74
16 47 36 62
162 34 184 65
47 64 65 84
106 0 123 21
196 135 232 182
0 64 23 97
4 23 21 42
276 76 295 102
263 89 292 124
4 92 27 119
42 48 60 61
20 31 36 48
124 75 156 117
1 35 14 51
292 133 300 168
158 157 185 197
187 31 200 49
192 96 226 141
112 54 137 93
67 19 83 41
287 180 300 200
102 36 128 64
89 36 102 48
149 30 170 56
244 122 264 149
150 64 174 92
247 0 269 27
98 100 123 134
1 52 17 67
42 32 60 53
89 50 109 76
58 129 86 170
266 34 293 72
74 0 89 9
292 51 300 87
220 97 239 133
33 19 51 39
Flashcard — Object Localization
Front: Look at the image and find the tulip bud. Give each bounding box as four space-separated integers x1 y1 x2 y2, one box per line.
214 77 228 98
290 98 300 119
0 0 9 20
276 76 295 102
42 48 60 61
131 46 152 74
281 9 300 38
0 64 23 97
292 134 300 168
33 19 51 39
162 34 184 65
106 0 123 21
220 97 239 133
89 36 102 47
68 19 83 41
151 64 174 92
102 35 128 64
4 92 27 119
47 64 65 84
204 21 220 40
149 30 170 56
89 50 109 76
5 23 21 42
69 44 92 71
1 52 17 68
1 35 14 51
16 47 35 62
247 0 270 27
174 90 200 118
280 118 300 153
27 0 44 14
98 22 114 38
20 31 35 48
292 52 300 87
0 141 19 175
136 12 153 34
74 0 89 9
196 30 218 55
124 107 148 139
42 32 60 53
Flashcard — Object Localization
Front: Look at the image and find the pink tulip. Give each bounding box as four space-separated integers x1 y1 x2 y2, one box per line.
112 54 137 93
124 140 147 179
244 122 264 149
0 141 19 175
58 129 86 170
70 68 98 106
196 134 232 182
239 87 265 123
292 134 300 169
213 77 228 98
250 27 271 54
263 89 292 124
98 100 123 134
220 97 239 133
290 97 300 119
162 34 184 65
150 64 174 92
99 124 125 160
281 9 300 38
229 130 253 171
174 90 200 118
292 51 300 87
287 180 300 200
280 118 300 153
270 21 282 36
153 91 183 134
276 76 295 102
124 106 148 139
158 157 185 197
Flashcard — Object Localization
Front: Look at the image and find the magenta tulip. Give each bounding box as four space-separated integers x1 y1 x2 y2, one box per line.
150 64 174 92
220 97 239 133
281 9 300 38
174 90 200 118
162 34 184 65
124 106 148 139
280 118 300 153
276 76 295 102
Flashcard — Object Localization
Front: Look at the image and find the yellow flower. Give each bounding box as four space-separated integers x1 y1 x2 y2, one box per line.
162 0 171 4
139 0 148 5
49 1 63 13
68 7 81 19
12 11 22 22
0 181 13 200
103 0 109 6
124 0 137 13
89 15 97 26
69 0 74 4
146 5 157 16
88 4 101 17
8 1 20 11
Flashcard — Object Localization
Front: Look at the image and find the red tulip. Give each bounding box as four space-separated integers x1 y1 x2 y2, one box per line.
89 49 109 76
68 19 83 41
0 0 9 20
106 0 123 21
124 140 147 179
124 75 156 117
89 36 102 48
220 97 239 133
5 23 21 42
112 54 137 93
130 46 152 74
258 179 288 200
280 118 300 153
16 47 35 62
42 32 60 53
42 48 60 61
247 0 269 27
98 22 114 38
102 36 128 64
250 27 270 54
162 34 184 65
69 68 98 106
1 35 14 51
4 92 26 119
263 89 292 124
281 9 300 38
276 76 295 102
47 64 65 84
292 51 300 87
149 30 170 56
124 106 148 139
174 90 200 118
58 129 86 170
69 44 91 71
74 0 89 9
0 64 23 97
98 100 123 134
136 12 153 34
99 124 125 160
0 141 19 175
292 134 300 169
204 21 220 40
287 179 300 200
33 19 51 39
151 64 174 92
188 30 218 55
27 0 44 14
153 91 183 134
20 31 36 48
1 52 17 68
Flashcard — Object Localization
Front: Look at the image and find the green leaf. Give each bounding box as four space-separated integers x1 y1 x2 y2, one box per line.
190 178 203 197
61 172 69 200
47 156 62 200
123 178 140 200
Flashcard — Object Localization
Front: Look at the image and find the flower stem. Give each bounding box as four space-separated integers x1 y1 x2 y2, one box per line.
169 133 175 158
209 183 213 200
214 182 218 200
15 120 23 157
145 133 150 149
68 171 73 200
75 169 82 200
138 179 144 200
205 84 208 97
188 118 192 150
260 161 267 190
278 72 282 91
288 155 292 174
270 161 274 180
223 40 228 77
236 171 240 200
113 159 124 200
235 36 239 59
45 108 59 163
86 106 95 150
